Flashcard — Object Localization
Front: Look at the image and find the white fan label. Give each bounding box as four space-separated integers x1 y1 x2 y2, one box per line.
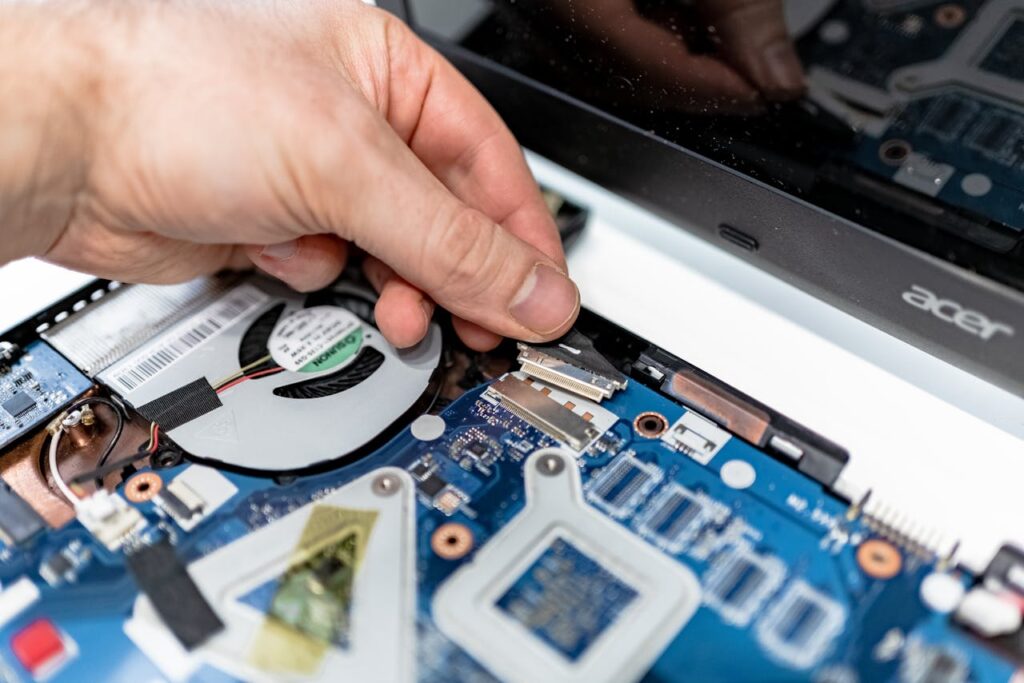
268 306 363 373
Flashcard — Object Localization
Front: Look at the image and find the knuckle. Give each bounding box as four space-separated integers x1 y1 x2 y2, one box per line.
428 205 498 300
284 93 383 236
381 9 418 72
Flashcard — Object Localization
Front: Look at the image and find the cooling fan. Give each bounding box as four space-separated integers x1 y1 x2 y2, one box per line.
99 277 443 473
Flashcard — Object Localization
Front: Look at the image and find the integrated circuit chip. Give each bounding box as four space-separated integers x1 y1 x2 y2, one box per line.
418 474 447 498
2 392 36 419
967 111 1023 163
408 458 433 481
755 580 846 669
920 95 979 142
585 453 662 519
980 19 1024 81
495 537 638 661
704 546 786 627
637 484 708 554
900 637 969 683
239 506 378 659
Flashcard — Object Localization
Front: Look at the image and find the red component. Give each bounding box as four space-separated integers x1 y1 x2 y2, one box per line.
11 618 64 675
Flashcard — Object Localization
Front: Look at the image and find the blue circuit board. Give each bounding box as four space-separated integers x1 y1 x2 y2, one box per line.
0 342 92 451
0 374 1015 682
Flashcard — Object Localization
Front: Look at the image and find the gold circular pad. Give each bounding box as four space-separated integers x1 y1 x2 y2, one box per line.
857 538 903 580
125 472 163 503
431 523 474 560
634 412 669 439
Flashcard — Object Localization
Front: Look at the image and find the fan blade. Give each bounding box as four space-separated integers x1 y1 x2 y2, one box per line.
238 303 285 370
272 347 385 400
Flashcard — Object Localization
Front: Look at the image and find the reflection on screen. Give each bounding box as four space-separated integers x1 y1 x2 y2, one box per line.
410 0 1024 288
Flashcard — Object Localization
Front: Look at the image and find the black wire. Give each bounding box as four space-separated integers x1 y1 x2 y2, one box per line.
41 396 126 487
36 433 51 486
96 408 124 468
62 396 125 469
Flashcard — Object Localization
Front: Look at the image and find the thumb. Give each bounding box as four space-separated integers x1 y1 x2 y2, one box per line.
287 91 580 341
361 194 581 341
422 205 582 339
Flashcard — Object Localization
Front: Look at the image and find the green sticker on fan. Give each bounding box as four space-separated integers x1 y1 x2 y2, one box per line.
298 328 362 373
268 306 364 373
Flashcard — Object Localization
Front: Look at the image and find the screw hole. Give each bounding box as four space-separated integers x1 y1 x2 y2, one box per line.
432 523 473 560
633 412 669 438
879 140 911 165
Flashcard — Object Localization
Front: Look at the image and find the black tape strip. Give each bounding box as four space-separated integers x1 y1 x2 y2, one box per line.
0 480 44 546
136 378 221 431
533 329 628 384
126 538 223 650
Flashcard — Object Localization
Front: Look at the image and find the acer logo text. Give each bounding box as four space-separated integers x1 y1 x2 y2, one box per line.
902 285 1013 341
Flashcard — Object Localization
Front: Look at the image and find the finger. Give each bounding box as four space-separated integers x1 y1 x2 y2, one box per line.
367 257 502 352
279 80 580 342
369 14 566 268
363 256 435 349
699 0 805 100
452 317 502 352
245 234 348 292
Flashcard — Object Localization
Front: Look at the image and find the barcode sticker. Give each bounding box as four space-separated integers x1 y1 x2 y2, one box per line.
101 284 271 394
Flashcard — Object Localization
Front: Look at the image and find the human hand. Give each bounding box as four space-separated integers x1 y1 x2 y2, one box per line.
2 0 578 351
516 0 804 110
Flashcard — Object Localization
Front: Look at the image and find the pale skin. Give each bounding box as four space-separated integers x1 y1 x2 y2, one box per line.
0 0 801 351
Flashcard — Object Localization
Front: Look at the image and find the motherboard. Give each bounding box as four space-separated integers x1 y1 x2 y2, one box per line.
0 271 1020 683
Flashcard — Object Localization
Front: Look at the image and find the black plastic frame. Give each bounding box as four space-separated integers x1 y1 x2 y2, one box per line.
381 0 1024 396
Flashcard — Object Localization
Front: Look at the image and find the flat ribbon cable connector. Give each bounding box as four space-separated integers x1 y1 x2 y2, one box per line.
517 330 628 403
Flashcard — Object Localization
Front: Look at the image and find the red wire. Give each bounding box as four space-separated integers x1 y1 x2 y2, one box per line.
148 424 160 453
216 367 284 394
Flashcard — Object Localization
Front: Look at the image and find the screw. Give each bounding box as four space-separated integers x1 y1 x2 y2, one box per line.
372 473 401 496
536 453 565 476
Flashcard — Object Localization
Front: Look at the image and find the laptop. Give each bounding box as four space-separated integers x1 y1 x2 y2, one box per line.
0 3 1020 682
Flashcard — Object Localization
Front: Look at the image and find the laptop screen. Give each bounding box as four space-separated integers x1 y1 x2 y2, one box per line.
406 0 1024 291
